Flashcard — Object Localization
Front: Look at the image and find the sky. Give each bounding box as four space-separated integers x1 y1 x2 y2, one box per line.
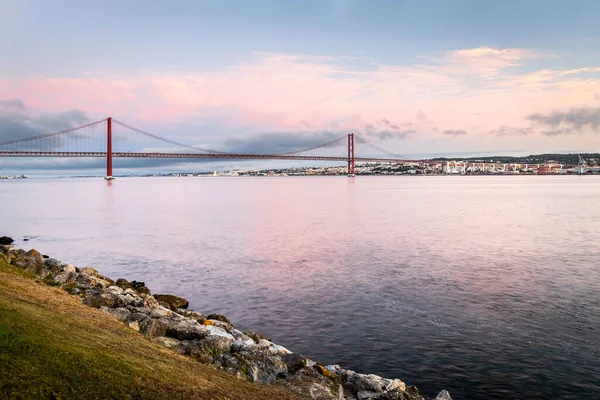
1 0 600 174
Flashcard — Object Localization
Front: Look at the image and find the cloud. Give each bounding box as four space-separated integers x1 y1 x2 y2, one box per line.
490 125 533 136
221 131 344 154
443 129 467 136
0 99 26 111
0 100 89 150
527 107 600 135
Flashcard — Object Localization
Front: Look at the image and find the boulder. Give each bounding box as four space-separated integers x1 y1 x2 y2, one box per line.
206 313 230 324
244 330 265 343
53 271 77 285
140 319 167 338
188 335 233 359
100 306 130 322
25 249 43 258
153 294 189 310
44 258 64 270
0 236 14 245
282 354 310 374
341 370 409 398
257 339 292 355
12 251 47 278
162 319 209 341
231 338 258 353
83 293 116 308
116 278 132 288
80 267 101 278
63 264 77 273
149 306 174 319
175 309 206 324
205 325 235 340
433 390 452 400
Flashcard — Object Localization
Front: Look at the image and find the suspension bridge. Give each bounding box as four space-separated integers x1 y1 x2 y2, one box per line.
0 117 412 178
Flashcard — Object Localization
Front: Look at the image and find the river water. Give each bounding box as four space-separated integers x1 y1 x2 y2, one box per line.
1 176 599 399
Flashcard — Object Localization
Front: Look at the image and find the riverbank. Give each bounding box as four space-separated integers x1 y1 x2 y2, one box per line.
0 238 451 400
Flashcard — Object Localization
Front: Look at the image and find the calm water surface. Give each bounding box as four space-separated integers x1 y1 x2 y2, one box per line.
1 176 599 399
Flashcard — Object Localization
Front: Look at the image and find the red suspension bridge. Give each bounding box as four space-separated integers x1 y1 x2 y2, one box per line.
0 117 411 178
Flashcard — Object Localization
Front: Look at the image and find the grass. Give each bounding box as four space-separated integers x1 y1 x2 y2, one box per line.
0 260 306 400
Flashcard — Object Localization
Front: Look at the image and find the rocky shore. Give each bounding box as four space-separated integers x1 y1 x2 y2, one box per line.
0 236 451 400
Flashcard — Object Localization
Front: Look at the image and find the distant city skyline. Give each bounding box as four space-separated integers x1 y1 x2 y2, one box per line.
1 0 600 174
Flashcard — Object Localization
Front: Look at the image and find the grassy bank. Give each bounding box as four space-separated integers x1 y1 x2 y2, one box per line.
0 260 305 400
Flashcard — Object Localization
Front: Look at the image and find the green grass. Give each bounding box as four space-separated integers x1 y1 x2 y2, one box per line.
0 260 306 400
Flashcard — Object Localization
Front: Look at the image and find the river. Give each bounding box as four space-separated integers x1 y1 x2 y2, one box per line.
1 175 599 399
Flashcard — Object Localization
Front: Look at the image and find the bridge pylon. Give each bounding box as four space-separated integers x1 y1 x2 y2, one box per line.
347 133 355 176
105 117 114 180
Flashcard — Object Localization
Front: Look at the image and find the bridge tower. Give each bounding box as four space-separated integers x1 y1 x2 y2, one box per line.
105 117 114 180
347 133 355 176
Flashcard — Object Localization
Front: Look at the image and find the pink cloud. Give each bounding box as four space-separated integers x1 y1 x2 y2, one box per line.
1 47 599 145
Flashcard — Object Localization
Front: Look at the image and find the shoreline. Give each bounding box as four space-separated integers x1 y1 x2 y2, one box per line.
1 236 451 400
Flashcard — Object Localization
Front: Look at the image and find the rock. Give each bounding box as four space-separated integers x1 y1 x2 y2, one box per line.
149 306 174 319
231 338 258 353
340 370 410 398
0 244 13 253
105 285 124 296
12 251 47 278
80 267 101 278
205 325 235 340
116 278 132 288
257 339 292 355
244 355 288 384
115 291 144 308
0 236 14 245
83 293 116 308
175 309 206 324
188 335 233 359
135 285 151 295
23 238 29 242
206 313 230 324
139 319 167 338
163 319 209 341
433 390 452 400
53 271 77 285
63 264 77 273
25 249 42 258
42 254 49 259
282 354 310 374
153 294 189 310
100 306 130 321
313 364 341 383
130 280 145 289
44 258 64 269
244 330 265 343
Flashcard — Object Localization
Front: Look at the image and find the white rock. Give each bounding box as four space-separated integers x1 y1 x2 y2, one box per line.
149 306 173 319
106 286 123 296
434 390 453 400
386 379 406 392
63 264 77 273
231 338 257 352
206 325 234 340
267 343 292 355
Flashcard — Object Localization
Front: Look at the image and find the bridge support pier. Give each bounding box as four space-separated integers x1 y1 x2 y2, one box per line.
105 117 114 180
347 133 355 176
